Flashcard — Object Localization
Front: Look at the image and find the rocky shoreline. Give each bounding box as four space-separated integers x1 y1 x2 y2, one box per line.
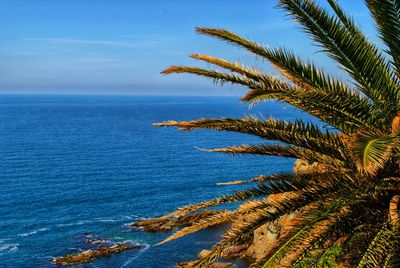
53 160 323 267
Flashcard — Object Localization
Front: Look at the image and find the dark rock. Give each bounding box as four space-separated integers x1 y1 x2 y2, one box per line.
52 243 144 265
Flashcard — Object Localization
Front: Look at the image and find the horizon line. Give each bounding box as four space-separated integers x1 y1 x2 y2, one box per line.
0 92 244 97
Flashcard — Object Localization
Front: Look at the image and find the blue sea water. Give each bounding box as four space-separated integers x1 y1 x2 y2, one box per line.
0 95 304 268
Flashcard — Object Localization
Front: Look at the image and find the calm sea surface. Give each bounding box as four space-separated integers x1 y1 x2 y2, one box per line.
0 95 305 268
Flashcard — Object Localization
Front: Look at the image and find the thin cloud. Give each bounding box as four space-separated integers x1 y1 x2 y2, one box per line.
26 36 184 48
27 38 138 47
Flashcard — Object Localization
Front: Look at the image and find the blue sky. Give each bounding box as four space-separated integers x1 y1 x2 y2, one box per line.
1 0 375 95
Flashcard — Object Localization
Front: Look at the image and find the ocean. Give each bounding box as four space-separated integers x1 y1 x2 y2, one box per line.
0 95 302 268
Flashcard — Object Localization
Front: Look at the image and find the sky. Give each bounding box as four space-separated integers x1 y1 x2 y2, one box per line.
0 0 376 95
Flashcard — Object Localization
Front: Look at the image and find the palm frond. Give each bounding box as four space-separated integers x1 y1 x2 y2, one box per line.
327 0 360 34
164 56 377 132
154 117 348 161
192 27 386 131
383 231 400 267
278 0 399 121
194 28 335 92
151 172 340 221
356 223 398 268
152 185 278 221
156 210 234 245
162 66 261 89
196 28 382 109
158 177 343 247
351 130 400 175
367 0 400 75
242 86 379 132
190 54 286 88
202 144 346 169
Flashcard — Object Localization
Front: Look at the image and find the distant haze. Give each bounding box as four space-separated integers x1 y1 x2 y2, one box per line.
1 0 373 95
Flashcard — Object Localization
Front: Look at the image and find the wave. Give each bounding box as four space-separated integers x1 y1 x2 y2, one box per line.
120 243 150 268
12 216 136 240
116 238 145 245
0 240 19 255
55 216 136 228
56 220 94 227
17 227 49 237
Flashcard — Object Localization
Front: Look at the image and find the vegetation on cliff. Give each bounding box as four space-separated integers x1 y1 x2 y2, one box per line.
142 0 400 267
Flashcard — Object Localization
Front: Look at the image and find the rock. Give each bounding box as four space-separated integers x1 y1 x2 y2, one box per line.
131 218 170 232
52 243 144 265
245 193 307 263
176 261 195 267
223 245 248 259
80 249 94 258
178 248 238 267
131 210 224 232
177 261 233 268
210 262 233 268
246 212 305 262
246 224 277 262
293 159 328 174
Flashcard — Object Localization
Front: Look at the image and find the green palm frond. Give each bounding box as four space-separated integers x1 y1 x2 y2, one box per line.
278 0 400 119
242 86 379 132
195 28 382 111
356 223 398 268
196 26 396 112
194 29 330 90
367 0 400 75
383 232 400 267
327 0 360 34
351 131 400 175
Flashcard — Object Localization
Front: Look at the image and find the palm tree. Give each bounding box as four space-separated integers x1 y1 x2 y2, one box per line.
145 0 400 267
